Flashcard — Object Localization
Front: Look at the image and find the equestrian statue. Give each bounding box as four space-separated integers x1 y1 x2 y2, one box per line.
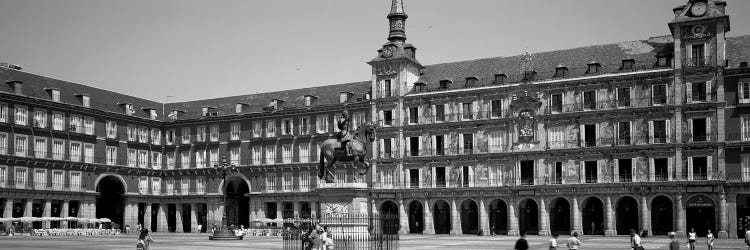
318 110 376 183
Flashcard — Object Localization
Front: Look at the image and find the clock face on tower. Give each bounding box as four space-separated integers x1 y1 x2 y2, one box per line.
382 48 393 58
690 1 707 17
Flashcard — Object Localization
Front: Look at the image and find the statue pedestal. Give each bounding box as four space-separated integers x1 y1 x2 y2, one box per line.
316 184 373 241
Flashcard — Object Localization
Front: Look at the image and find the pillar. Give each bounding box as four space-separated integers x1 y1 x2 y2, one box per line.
143 204 151 232
640 196 650 236
605 196 616 236
293 201 300 219
61 200 69 229
157 204 168 232
190 203 199 233
539 197 550 236
310 202 318 219
719 193 728 239
572 196 582 235
23 199 32 217
508 199 519 236
175 204 183 233
124 203 137 233
449 198 461 235
398 199 409 235
42 200 51 228
676 194 686 237
479 198 489 236
216 203 225 227
4 198 13 230
423 199 435 235
729 194 738 238
276 201 283 220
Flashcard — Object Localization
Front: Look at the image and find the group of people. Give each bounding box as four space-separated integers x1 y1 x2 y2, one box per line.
302 224 334 250
134 223 155 250
513 231 581 250
514 227 720 250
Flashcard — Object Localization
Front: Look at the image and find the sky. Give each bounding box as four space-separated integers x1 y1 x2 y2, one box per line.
1 0 749 103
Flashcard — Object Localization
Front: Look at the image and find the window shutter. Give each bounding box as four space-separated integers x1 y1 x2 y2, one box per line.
614 159 620 182
649 121 654 144
431 135 436 155
579 161 585 184
706 117 711 141
580 125 586 146
469 166 475 187
404 169 410 188
458 134 464 153
459 104 464 120
649 158 655 181
740 83 744 102
595 123 600 146
707 155 713 180
650 86 654 105
631 158 636 181
431 167 436 188
688 157 694 181
391 139 396 158
445 134 451 154
379 139 384 158
686 82 693 103
706 80 712 101
688 119 694 142
666 119 671 143
668 157 674 181
472 101 479 120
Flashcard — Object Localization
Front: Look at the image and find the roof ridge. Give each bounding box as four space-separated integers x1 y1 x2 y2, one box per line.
167 80 371 104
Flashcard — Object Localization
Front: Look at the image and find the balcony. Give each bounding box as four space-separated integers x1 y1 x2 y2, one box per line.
0 180 86 192
682 55 716 68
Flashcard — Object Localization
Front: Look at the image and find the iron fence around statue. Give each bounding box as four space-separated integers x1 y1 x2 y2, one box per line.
282 214 399 250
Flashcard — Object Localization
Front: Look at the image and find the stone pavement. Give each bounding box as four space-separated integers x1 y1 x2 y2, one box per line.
0 233 749 249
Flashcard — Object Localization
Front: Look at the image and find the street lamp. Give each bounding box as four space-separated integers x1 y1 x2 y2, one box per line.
209 155 242 240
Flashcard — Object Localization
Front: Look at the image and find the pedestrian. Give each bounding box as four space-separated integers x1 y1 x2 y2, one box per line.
125 224 130 235
745 228 750 250
630 229 643 250
197 224 202 233
706 229 714 250
688 228 697 250
549 233 560 250
322 226 334 250
310 224 323 250
514 231 529 250
212 224 217 234
137 229 155 250
566 231 581 250
669 231 680 250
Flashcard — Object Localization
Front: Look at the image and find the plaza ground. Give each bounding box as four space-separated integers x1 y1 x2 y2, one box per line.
1 233 750 250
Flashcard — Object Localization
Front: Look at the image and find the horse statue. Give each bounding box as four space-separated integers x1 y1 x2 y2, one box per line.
318 122 376 183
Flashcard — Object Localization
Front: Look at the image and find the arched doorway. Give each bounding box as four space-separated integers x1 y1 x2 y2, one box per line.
433 200 451 234
550 198 571 236
225 177 250 228
380 201 399 234
582 197 604 235
616 196 639 235
490 199 508 235
686 195 715 237
408 201 423 234
651 196 673 235
519 199 539 235
96 175 125 227
460 199 478 234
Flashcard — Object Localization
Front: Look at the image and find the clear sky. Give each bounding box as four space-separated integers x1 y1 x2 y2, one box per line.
1 0 749 103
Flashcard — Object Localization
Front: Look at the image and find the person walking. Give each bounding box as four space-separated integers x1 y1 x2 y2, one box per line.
566 232 581 250
514 231 529 250
549 233 560 250
137 229 155 250
197 224 202 233
688 228 697 250
706 229 714 250
669 232 680 250
630 229 643 250
745 228 750 250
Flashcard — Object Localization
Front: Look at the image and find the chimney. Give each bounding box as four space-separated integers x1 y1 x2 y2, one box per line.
673 5 685 17
6 80 23 95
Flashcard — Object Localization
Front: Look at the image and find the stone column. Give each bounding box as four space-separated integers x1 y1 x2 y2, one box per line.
276 201 283 219
572 196 582 235
310 202 318 219
398 199 409 235
124 203 136 233
676 194 686 237
449 198 461 235
293 201 301 219
175 204 184 232
157 204 168 232
508 199 519 236
143 204 152 232
423 199 435 235
605 196 616 236
719 193 728 239
729 194 738 239
539 197 550 236
4 199 13 230
61 200 69 229
479 198 489 236
42 200 51 228
190 203 199 233
640 196 650 236
23 199 33 217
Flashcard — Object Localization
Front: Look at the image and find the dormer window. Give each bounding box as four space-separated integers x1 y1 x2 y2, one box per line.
586 62 601 74
201 107 209 116
148 109 158 120
339 92 352 103
75 94 90 108
621 59 635 71
554 65 568 78
522 71 537 81
494 74 507 85
121 103 135 116
413 82 427 92
168 110 183 120
465 77 479 87
270 99 284 110
235 103 248 114
439 80 452 90
657 56 673 68
304 95 316 107
45 89 61 102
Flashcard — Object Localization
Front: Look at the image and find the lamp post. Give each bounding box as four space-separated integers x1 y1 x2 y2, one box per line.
209 155 242 240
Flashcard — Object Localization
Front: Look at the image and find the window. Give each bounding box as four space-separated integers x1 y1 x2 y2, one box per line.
51 113 64 131
52 139 65 160
124 104 135 116
82 95 90 108
52 170 64 190
690 156 709 180
304 96 313 107
584 161 597 183
138 177 148 194
621 60 634 70
69 171 81 191
196 149 206 168
235 103 243 113
434 104 445 122
690 43 705 67
69 115 81 133
618 159 633 182
0 133 6 155
382 79 392 97
408 137 419 156
209 125 219 141
166 179 175 194
0 166 5 188
409 169 420 188
265 146 276 165
196 177 205 194
652 84 668 105
34 137 47 158
691 118 708 142
265 173 276 192
408 107 418 124
0 103 7 123
230 147 240 166
434 135 444 155
106 146 117 165
281 119 292 135
15 135 28 157
657 57 671 67
520 160 534 185
34 109 47 128
439 80 451 90
617 87 631 107
230 123 241 140
548 127 565 149
489 131 503 153
552 162 563 184
583 90 596 110
105 121 117 138
152 152 162 169
581 124 597 147
435 167 446 187
739 81 750 104
83 143 94 163
15 167 27 189
461 102 473 120
281 144 292 163
382 138 393 158
181 178 189 194
253 122 262 137
650 120 670 144
69 141 81 162
490 100 503 118
252 146 262 165
151 129 161 145
299 144 310 163
34 169 47 189
209 149 218 166
339 92 349 103
48 89 60 102
266 121 276 137
300 172 311 191
688 81 710 102
181 127 191 144
282 172 293 191
617 121 631 145
653 158 669 181
151 177 161 195
127 149 137 167
352 112 366 130
165 129 175 145
138 150 149 167
587 63 600 74
127 124 137 141
383 110 393 126
316 115 328 133
181 151 190 169
196 126 206 142
461 133 474 154
83 117 94 135
166 153 175 170
14 105 27 126
551 93 563 113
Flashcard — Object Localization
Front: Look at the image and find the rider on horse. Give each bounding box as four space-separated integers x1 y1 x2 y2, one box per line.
337 110 353 156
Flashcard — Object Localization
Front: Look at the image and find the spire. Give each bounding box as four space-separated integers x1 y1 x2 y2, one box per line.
387 0 408 43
